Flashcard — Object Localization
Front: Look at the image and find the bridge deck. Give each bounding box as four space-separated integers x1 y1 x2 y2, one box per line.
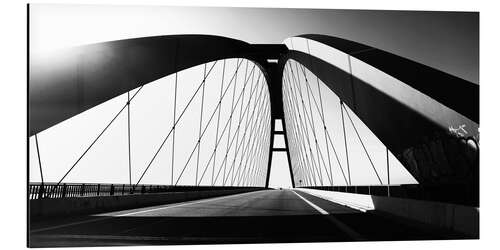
29 189 463 247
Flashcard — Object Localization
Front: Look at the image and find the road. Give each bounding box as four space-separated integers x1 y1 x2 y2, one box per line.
29 189 455 247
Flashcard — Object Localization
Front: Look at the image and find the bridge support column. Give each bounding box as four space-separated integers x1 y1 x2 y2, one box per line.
264 60 295 188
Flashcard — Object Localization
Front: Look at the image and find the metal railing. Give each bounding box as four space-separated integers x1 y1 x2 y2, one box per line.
29 182 257 200
304 183 477 207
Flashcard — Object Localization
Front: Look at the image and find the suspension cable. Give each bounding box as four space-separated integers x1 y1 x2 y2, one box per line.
34 134 44 185
177 61 258 185
195 64 207 185
49 85 144 195
211 59 226 185
135 61 219 186
342 103 383 185
286 63 324 185
198 65 259 185
291 61 348 185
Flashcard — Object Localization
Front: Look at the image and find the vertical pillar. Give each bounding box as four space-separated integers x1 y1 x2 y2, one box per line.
265 59 296 188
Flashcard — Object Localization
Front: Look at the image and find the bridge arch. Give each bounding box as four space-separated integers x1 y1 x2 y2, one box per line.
29 34 479 205
280 35 478 205
29 34 284 188
29 35 285 136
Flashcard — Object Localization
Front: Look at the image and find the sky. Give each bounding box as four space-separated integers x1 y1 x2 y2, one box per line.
29 4 477 188
30 4 479 84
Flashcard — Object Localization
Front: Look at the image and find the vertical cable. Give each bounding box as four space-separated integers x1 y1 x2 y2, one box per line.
236 73 265 184
127 91 131 185
209 64 256 185
284 87 305 186
233 60 249 184
307 37 334 186
290 63 321 185
325 130 349 185
192 60 245 186
137 61 218 186
287 61 348 186
287 83 310 186
195 61 247 186
235 93 268 186
171 72 178 186
243 84 267 185
196 64 207 185
50 85 143 197
386 147 391 196
293 61 324 184
35 134 44 184
57 101 129 185
256 112 267 187
285 64 308 183
288 63 322 185
225 81 265 185
171 41 179 186
340 100 351 185
224 59 240 185
342 104 382 185
300 64 332 185
232 71 259 185
212 59 225 186
249 106 269 186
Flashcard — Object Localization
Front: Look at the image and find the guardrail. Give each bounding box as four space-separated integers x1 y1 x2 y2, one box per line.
304 183 477 207
29 182 257 200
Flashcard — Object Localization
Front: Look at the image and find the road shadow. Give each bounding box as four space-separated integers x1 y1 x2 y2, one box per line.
29 212 470 247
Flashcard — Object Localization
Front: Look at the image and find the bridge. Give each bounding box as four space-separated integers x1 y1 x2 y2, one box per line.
28 34 479 247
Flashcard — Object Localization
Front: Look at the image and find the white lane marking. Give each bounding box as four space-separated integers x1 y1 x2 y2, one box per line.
291 190 328 215
291 190 365 240
295 188 372 212
31 190 267 233
115 190 258 217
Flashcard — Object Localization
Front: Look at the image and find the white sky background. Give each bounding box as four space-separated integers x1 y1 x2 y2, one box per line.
28 4 472 187
29 4 478 83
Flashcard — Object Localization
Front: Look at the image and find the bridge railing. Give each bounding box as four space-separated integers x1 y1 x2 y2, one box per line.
304 183 477 206
29 182 254 200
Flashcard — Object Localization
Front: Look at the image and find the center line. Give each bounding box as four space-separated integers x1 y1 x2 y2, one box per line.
291 190 328 214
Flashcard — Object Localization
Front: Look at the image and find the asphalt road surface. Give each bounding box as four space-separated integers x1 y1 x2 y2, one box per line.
29 189 459 247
